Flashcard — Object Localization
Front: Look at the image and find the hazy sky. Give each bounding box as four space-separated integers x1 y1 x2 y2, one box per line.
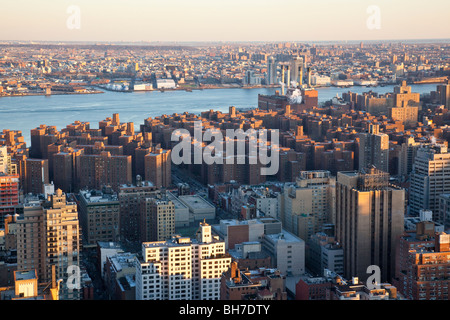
1 0 449 42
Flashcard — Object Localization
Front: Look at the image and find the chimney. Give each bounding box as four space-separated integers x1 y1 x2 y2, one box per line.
286 65 290 88
299 66 303 86
307 67 311 88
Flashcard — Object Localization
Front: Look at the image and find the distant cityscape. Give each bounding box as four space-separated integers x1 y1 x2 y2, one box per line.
0 36 450 304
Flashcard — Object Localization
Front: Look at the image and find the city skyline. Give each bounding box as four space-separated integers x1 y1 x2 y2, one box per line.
1 0 450 42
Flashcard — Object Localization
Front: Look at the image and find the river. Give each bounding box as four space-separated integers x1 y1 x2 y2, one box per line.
0 83 439 145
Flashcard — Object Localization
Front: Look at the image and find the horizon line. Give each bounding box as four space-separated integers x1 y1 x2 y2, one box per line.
1 38 450 45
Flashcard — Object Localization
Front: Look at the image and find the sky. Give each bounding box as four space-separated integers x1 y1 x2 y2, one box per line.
0 0 449 43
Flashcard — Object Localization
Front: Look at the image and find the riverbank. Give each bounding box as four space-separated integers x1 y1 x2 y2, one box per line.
0 89 104 98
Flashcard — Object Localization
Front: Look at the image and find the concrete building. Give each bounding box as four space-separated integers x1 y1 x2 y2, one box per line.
397 136 421 179
16 190 81 300
409 144 450 223
178 194 216 222
0 173 19 228
118 181 160 242
262 230 305 276
96 242 124 278
220 261 287 300
280 170 336 241
144 147 171 189
166 191 190 228
267 56 277 85
78 187 120 246
104 252 137 300
358 124 389 173
439 194 450 228
140 197 175 242
212 218 282 250
79 151 132 192
336 168 405 282
135 221 231 300
306 232 344 277
394 231 450 300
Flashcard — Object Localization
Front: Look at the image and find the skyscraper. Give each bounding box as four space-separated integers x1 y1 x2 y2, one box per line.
336 168 405 282
358 124 389 173
409 144 450 224
436 82 450 109
267 56 277 85
16 189 81 299
290 56 304 86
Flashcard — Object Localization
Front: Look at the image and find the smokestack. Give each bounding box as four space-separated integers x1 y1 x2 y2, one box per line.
286 65 290 88
299 66 303 86
281 65 285 95
307 67 311 88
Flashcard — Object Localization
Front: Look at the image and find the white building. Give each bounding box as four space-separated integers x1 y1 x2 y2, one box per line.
263 230 305 276
178 194 216 222
311 75 331 87
156 78 177 89
135 221 231 300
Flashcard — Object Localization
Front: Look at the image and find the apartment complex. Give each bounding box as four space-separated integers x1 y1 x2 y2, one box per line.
77 187 121 246
140 197 175 242
280 170 336 240
16 189 81 299
135 221 231 300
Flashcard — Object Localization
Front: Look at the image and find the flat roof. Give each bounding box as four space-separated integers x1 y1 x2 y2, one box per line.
178 195 215 209
15 270 37 281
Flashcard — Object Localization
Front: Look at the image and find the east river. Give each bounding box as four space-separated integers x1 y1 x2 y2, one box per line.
0 83 439 145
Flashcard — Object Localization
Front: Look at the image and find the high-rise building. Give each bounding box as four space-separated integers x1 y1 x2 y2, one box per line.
290 56 304 86
144 147 171 188
118 180 160 242
53 147 84 193
16 190 81 299
394 230 450 300
436 82 450 108
79 151 132 192
140 197 175 242
267 56 277 85
358 124 389 173
336 168 405 282
306 232 344 277
280 170 336 240
135 221 231 300
0 173 19 228
24 158 49 195
397 136 421 179
0 146 17 174
409 144 450 223
78 187 121 246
